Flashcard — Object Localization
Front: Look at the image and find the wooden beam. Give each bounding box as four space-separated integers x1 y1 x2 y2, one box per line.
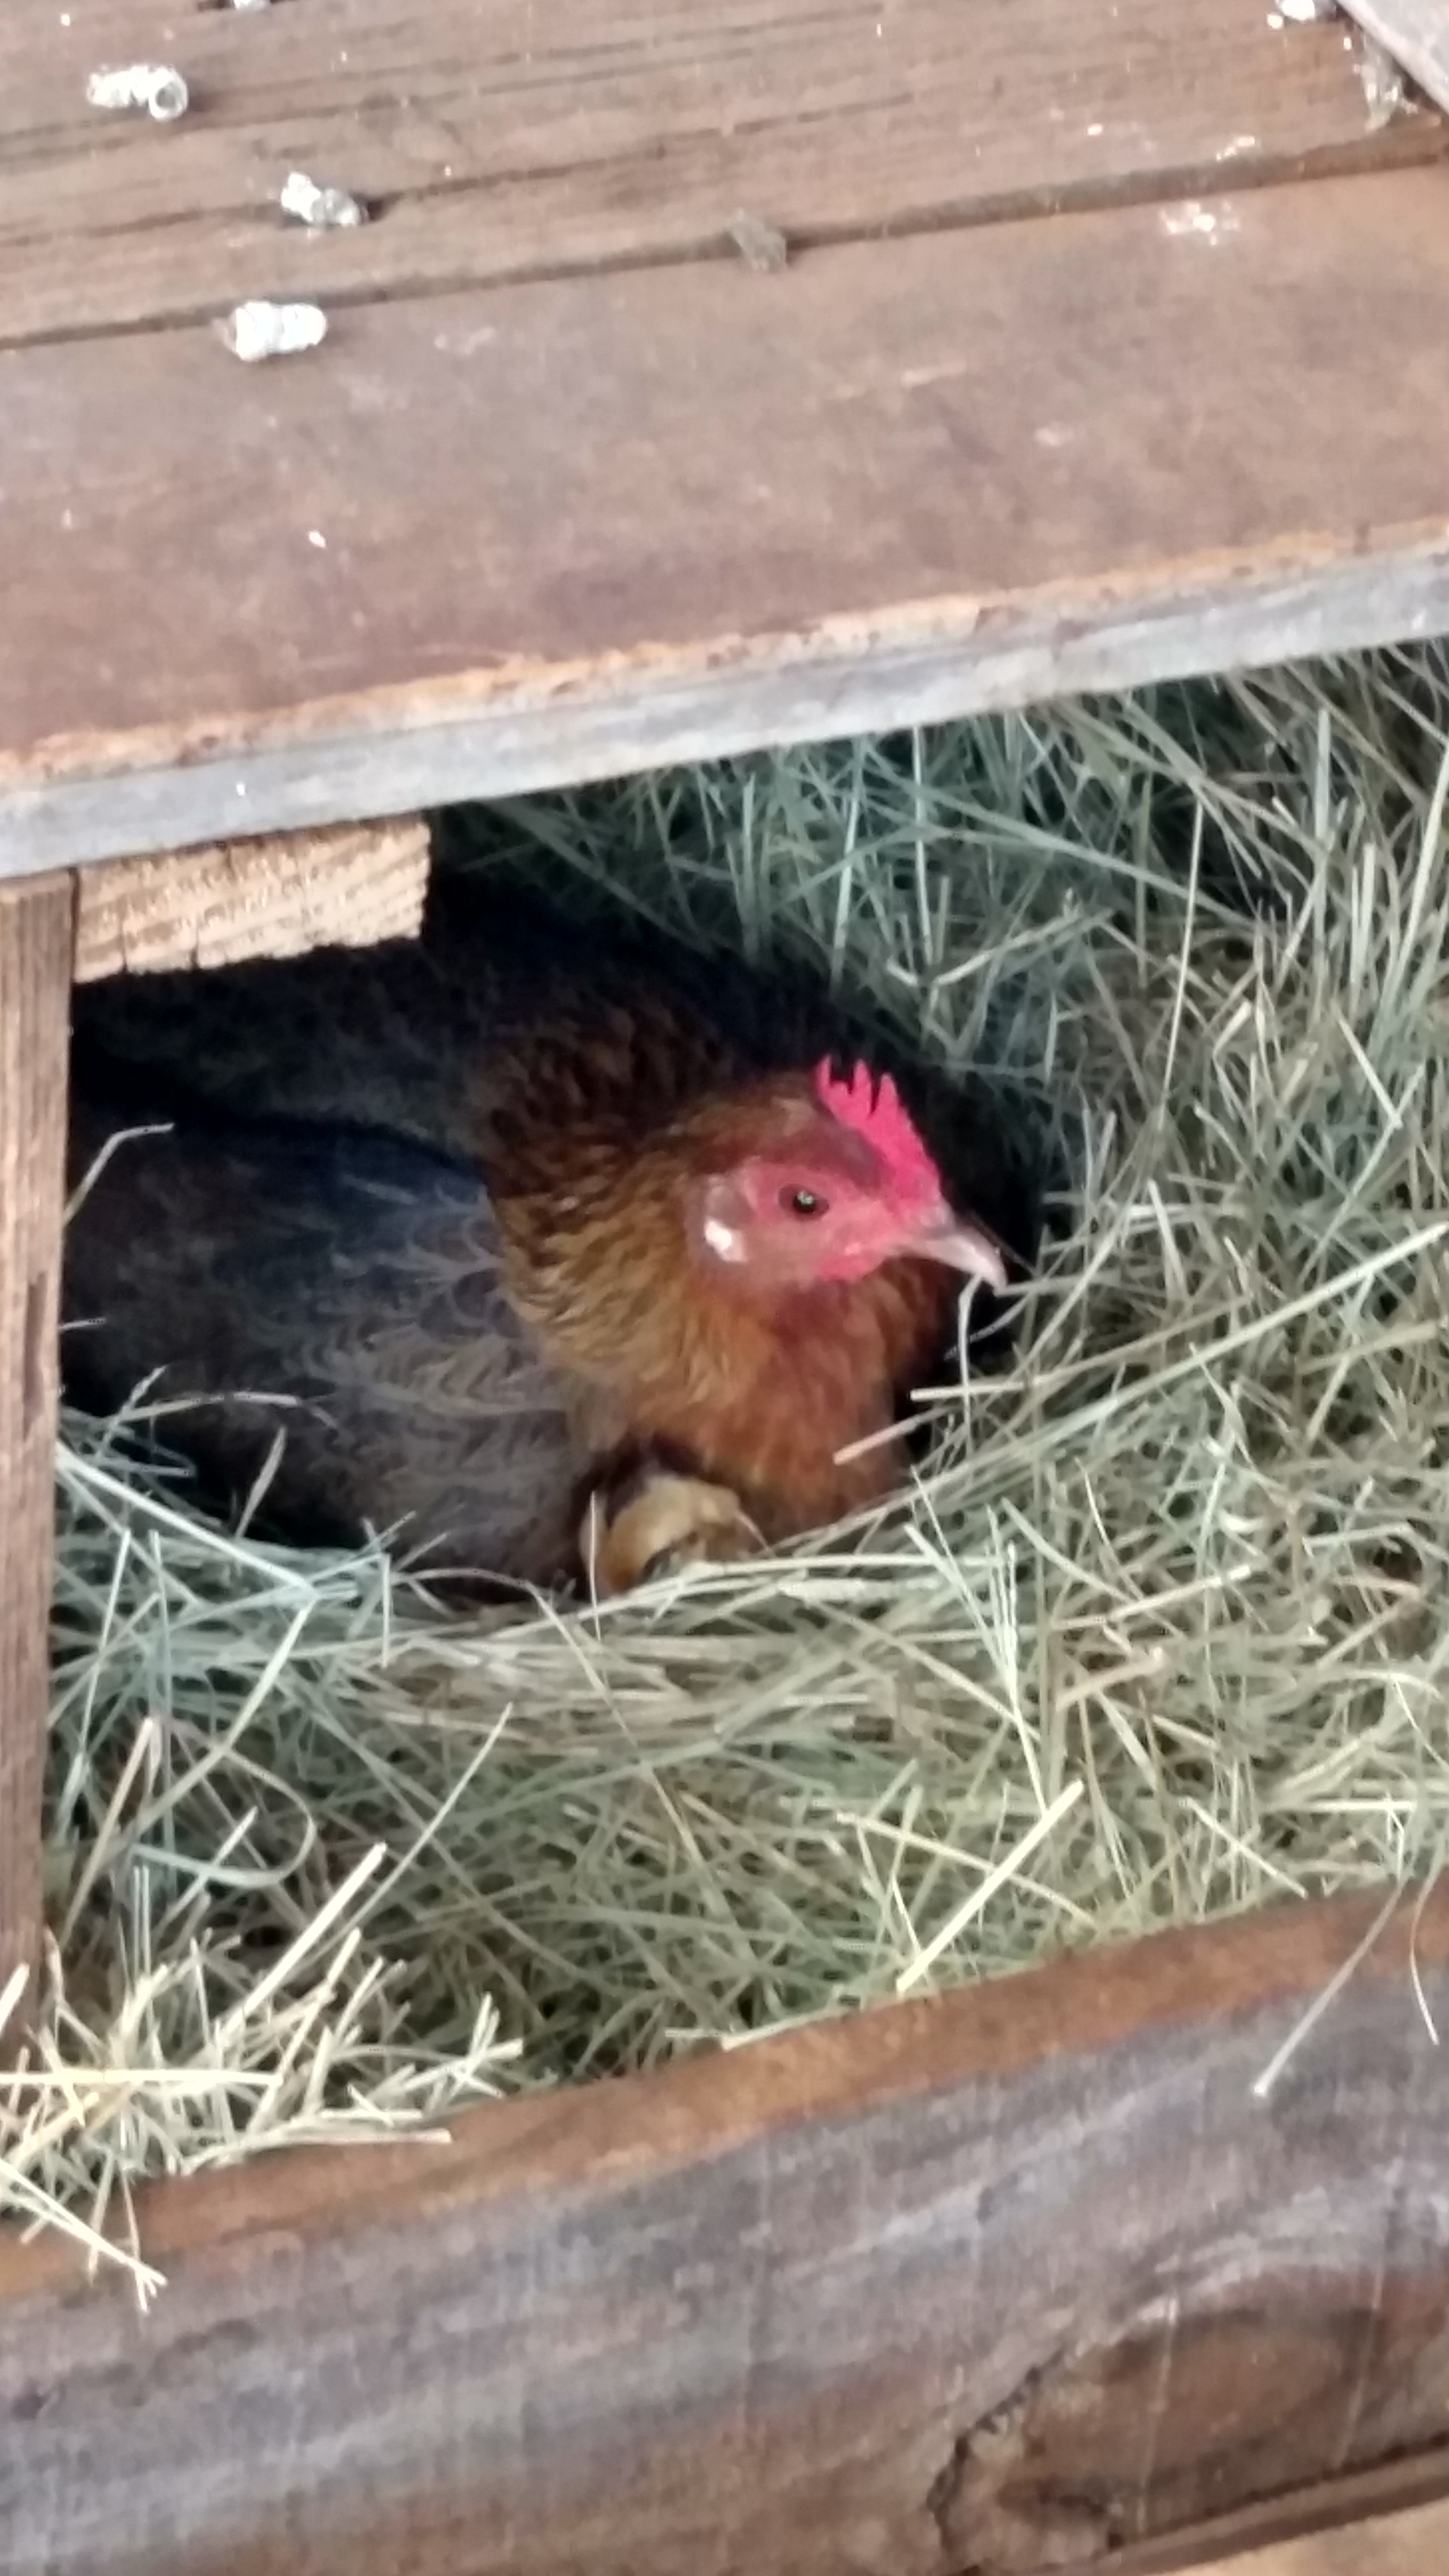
2 1890 1449 2576
1109 2454 1449 2571
73 818 429 981
0 877 71 2035
1167 2494 1449 2574
6 164 1449 873
0 0 1434 352
1341 1 1449 117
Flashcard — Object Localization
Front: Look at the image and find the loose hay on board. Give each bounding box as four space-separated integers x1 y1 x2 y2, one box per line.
10 644 1449 2287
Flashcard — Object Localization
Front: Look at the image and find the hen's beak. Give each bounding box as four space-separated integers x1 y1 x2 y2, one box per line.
907 1205 1010 1291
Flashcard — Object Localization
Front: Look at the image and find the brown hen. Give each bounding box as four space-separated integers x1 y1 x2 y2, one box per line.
66 873 1037 1592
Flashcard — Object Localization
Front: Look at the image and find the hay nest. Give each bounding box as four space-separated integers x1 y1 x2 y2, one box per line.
10 646 1449 2289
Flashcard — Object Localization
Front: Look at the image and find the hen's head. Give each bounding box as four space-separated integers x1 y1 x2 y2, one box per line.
693 1061 1008 1293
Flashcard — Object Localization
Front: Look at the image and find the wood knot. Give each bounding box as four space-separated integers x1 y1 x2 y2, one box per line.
929 2306 1403 2575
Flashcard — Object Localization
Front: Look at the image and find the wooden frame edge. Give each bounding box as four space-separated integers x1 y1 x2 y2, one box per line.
0 874 71 2032
4 1887 1449 2575
1112 2450 1449 2571
6 538 1449 876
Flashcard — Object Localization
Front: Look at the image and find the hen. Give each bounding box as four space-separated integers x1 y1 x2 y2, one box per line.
66 872 1036 1593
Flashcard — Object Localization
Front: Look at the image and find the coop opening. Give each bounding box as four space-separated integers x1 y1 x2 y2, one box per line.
39 651 1449 2236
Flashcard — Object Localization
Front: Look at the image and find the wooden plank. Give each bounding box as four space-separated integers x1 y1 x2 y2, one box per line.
73 818 429 980
1113 2456 1449 2572
5 162 1449 874
1169 2496 1449 2575
0 878 71 2037
0 0 1436 351
3 1891 1449 2576
1223 2508 1449 2575
1342 0 1449 115
1173 2498 1449 2574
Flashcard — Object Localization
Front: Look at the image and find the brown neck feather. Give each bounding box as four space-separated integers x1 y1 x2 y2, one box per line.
498 1143 956 1536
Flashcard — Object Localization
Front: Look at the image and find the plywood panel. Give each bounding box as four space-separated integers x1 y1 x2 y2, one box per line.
4 165 1449 872
2 1892 1449 2576
0 0 1434 349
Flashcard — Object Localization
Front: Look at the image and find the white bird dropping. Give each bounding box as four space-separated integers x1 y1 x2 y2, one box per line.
279 171 368 231
86 63 189 121
217 301 329 364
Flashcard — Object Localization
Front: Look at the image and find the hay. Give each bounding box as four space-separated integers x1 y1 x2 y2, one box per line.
11 644 1449 2285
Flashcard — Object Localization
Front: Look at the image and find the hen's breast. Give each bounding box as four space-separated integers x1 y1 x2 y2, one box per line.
64 1096 586 1588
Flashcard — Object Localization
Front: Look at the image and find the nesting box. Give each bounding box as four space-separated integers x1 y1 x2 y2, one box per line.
5 0 1449 2567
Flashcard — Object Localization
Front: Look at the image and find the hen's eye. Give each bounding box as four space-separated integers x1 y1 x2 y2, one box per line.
782 1185 829 1219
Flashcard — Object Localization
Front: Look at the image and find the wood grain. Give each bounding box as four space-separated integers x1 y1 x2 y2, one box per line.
0 0 1436 350
73 818 429 980
1342 0 1449 113
5 163 1449 873
0 878 71 2036
3 1890 1449 2576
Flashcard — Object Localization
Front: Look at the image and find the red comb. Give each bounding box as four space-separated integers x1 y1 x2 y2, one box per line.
813 1060 941 1207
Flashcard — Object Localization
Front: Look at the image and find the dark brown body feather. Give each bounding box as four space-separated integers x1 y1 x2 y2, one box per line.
64 1109 585 1583
69 874 1038 1571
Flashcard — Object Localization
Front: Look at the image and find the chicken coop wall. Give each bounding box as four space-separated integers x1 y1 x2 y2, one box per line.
7 812 1449 2576
7 0 1449 2559
2 1890 1449 2574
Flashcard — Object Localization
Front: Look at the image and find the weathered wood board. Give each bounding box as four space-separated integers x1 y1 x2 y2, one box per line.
1112 2452 1449 2571
1170 2492 1449 2575
0 882 71 2029
9 161 1449 875
2 1891 1448 2576
0 0 1429 348
0 0 1445 871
